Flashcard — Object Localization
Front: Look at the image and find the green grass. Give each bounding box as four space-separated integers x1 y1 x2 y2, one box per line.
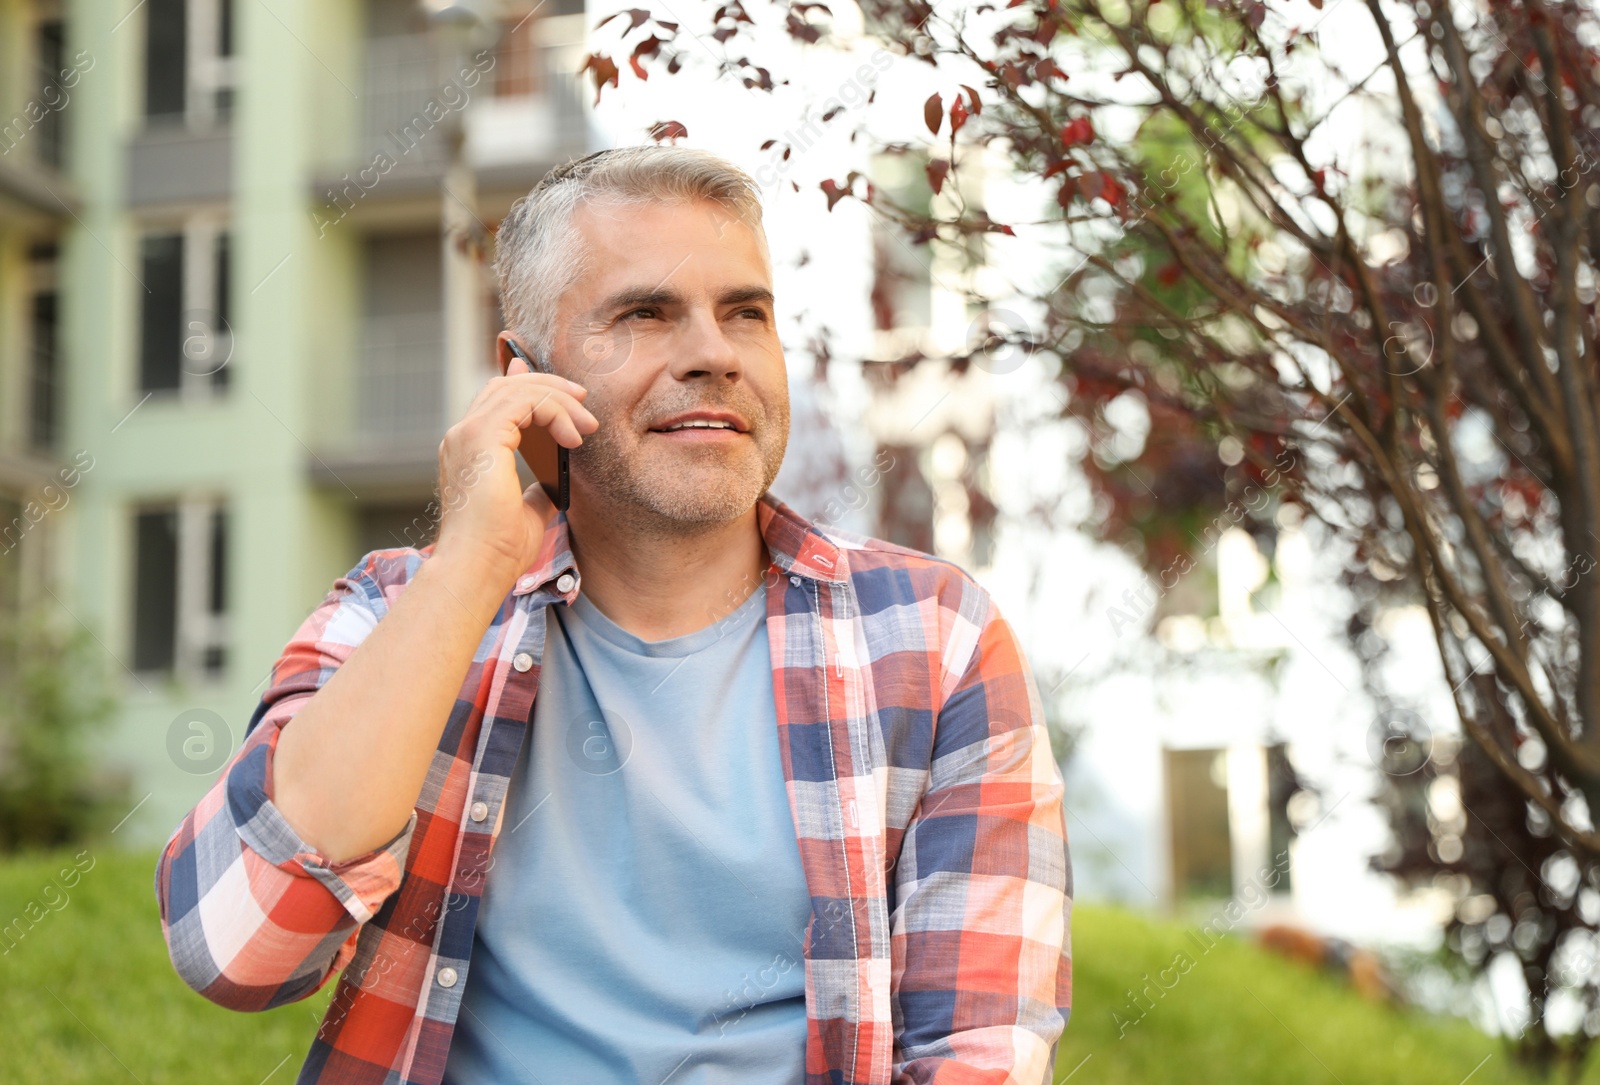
0 845 1585 1084
1 845 336 1085
1063 905 1573 1085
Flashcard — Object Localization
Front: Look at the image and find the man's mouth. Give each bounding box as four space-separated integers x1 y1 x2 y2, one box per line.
648 410 750 435
656 420 738 432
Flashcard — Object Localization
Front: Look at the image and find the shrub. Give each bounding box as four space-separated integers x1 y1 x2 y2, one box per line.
0 598 131 851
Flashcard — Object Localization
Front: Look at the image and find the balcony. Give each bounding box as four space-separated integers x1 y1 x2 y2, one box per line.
357 310 445 442
308 311 446 499
313 15 589 199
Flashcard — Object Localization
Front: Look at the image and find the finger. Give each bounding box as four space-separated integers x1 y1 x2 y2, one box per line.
501 367 588 397
490 383 599 437
502 387 592 447
464 359 535 415
484 372 594 419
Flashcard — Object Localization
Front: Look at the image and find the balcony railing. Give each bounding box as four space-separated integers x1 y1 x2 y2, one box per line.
362 34 460 175
357 311 445 442
351 22 588 180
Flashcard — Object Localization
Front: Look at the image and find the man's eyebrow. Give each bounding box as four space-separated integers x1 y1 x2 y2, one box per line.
589 284 775 317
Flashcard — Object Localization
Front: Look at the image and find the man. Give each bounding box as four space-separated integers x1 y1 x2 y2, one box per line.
154 144 1072 1084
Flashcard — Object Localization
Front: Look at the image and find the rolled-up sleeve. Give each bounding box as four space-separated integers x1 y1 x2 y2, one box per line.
153 556 418 1011
890 596 1073 1084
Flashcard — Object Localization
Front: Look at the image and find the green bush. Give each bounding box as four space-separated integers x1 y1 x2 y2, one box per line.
0 599 130 851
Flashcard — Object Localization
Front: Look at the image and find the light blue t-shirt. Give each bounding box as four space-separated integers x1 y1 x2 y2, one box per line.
441 582 811 1085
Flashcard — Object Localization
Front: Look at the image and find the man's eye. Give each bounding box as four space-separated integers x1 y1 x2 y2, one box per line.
740 308 767 320
623 307 657 320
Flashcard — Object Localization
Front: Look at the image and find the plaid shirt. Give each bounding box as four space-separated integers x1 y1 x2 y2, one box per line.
154 492 1072 1084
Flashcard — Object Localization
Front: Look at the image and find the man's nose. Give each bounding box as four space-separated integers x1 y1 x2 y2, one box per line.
668 307 742 381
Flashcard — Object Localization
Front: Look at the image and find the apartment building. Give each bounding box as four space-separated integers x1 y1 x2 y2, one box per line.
0 0 590 846
0 0 73 620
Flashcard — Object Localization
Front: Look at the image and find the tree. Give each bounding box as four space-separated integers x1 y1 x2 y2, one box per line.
582 0 1600 1072
0 598 129 851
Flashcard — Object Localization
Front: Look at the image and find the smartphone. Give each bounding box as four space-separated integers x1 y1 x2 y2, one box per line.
506 339 570 511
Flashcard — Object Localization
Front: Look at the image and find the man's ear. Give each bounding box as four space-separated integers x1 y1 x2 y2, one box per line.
494 331 521 377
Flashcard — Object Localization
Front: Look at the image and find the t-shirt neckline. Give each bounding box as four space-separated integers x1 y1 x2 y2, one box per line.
559 582 768 658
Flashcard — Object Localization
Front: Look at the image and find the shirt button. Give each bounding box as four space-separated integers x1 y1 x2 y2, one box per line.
469 801 489 822
789 575 801 586
436 967 458 988
517 576 535 592
513 652 533 672
556 572 576 593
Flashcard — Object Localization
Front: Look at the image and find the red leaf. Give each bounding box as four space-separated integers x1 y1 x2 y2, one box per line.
579 54 620 103
927 159 951 195
1059 116 1094 147
960 84 983 115
950 96 969 135
785 11 823 42
1032 57 1068 83
597 7 652 32
628 36 660 80
924 92 943 136
1043 159 1072 180
820 178 851 211
1156 262 1183 286
649 120 689 141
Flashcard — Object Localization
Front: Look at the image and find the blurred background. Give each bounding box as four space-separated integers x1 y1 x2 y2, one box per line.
2 0 1599 1081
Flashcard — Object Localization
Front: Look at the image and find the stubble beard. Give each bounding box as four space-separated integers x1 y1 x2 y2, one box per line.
573 394 791 535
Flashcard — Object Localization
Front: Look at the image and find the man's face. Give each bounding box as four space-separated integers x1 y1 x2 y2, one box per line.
545 197 790 529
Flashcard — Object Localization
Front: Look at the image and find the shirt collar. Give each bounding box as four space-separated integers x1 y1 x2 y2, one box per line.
505 490 848 599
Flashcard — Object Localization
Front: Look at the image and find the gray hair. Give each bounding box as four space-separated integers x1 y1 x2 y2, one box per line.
494 145 768 372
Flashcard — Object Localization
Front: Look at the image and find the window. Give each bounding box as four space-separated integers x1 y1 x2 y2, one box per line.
873 442 935 555
131 498 229 681
144 0 185 119
1265 742 1299 893
0 497 20 612
1165 746 1234 901
28 244 59 453
144 0 236 126
868 150 935 335
139 220 233 398
35 17 65 168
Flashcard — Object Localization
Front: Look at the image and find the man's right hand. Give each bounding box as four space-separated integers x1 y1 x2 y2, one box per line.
432 351 598 585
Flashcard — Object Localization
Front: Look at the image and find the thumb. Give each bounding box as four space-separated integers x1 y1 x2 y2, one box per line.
523 480 559 527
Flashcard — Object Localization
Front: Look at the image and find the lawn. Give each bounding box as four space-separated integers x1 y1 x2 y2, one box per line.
0 844 1583 1084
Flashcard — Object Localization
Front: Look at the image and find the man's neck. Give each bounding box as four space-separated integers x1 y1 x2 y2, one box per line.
563 496 771 642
